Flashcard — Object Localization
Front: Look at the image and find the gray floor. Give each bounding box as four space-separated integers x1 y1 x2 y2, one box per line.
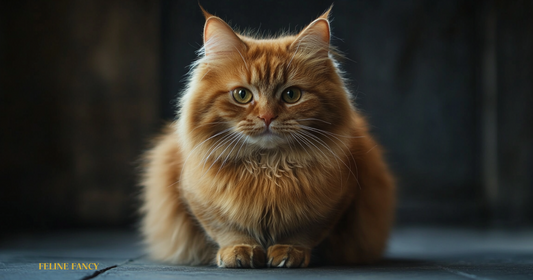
1 228 532 279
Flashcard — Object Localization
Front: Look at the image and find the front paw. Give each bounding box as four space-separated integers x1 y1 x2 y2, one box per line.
267 245 311 268
217 244 266 268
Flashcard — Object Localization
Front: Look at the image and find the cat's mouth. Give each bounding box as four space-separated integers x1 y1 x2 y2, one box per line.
247 129 285 149
258 129 276 137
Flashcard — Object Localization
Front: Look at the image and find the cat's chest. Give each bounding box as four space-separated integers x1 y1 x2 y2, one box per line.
182 161 346 232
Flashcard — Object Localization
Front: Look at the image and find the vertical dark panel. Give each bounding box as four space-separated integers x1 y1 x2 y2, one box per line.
479 0 499 224
496 0 533 225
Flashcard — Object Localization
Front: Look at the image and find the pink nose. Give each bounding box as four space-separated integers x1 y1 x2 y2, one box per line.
258 113 277 127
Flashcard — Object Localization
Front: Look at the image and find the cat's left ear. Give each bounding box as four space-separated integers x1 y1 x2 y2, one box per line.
291 6 332 54
200 6 246 56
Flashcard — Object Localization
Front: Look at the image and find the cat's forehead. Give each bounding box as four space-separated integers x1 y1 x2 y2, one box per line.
240 35 296 58
238 36 299 93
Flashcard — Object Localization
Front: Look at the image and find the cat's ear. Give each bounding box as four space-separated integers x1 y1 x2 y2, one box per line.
291 6 332 55
201 7 246 56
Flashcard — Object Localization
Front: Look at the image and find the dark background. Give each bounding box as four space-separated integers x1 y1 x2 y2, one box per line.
1 0 532 233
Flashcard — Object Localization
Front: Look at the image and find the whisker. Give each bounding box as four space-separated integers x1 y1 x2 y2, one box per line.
215 134 245 177
299 126 356 163
283 134 296 154
189 121 231 134
203 132 239 165
299 125 360 188
296 130 342 182
179 127 233 180
299 130 358 184
199 132 240 179
201 132 238 170
294 118 331 125
237 136 249 159
366 144 378 154
238 136 250 178
200 68 211 81
161 178 182 194
293 131 337 179
297 124 364 139
290 133 312 159
293 131 339 179
294 131 330 163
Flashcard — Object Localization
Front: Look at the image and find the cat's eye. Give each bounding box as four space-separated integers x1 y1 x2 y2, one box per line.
281 87 302 104
232 87 253 104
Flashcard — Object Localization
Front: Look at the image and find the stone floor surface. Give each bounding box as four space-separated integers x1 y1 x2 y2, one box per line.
1 227 532 279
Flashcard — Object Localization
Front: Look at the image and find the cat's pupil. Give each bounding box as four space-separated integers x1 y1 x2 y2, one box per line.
287 89 294 99
239 89 246 99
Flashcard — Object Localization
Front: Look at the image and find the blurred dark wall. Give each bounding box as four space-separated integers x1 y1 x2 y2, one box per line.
1 0 532 231
1 0 160 230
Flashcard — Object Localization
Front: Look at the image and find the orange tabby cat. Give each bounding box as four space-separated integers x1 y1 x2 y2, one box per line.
141 7 395 268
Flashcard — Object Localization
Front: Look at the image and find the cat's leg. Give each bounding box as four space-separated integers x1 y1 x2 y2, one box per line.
267 244 311 268
265 231 323 268
217 244 267 268
321 139 395 264
213 233 266 268
141 127 216 265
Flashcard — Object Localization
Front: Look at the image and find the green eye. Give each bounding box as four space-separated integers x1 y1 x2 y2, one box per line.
281 87 302 104
232 87 252 104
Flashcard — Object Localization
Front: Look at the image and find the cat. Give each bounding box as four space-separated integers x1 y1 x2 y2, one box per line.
140 6 395 268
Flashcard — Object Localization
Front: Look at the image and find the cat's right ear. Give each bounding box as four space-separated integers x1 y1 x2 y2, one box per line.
201 7 246 56
290 6 332 57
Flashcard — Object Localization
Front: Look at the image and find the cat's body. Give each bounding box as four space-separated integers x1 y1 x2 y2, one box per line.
141 8 395 268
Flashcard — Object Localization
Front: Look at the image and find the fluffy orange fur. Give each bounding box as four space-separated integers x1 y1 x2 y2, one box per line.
140 7 395 268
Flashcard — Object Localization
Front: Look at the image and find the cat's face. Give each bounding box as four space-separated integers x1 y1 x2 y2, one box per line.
181 9 354 160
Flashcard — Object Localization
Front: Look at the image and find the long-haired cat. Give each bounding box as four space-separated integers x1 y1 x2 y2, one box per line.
141 6 395 268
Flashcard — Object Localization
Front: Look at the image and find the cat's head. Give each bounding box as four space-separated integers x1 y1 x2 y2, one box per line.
180 7 355 162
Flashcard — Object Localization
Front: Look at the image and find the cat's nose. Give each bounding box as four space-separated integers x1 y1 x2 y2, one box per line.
258 113 277 127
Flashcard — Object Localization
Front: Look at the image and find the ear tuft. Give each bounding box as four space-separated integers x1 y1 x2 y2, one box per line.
318 4 333 20
199 3 214 20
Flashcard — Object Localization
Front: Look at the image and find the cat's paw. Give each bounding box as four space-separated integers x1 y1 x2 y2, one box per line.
267 245 311 268
217 244 266 268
